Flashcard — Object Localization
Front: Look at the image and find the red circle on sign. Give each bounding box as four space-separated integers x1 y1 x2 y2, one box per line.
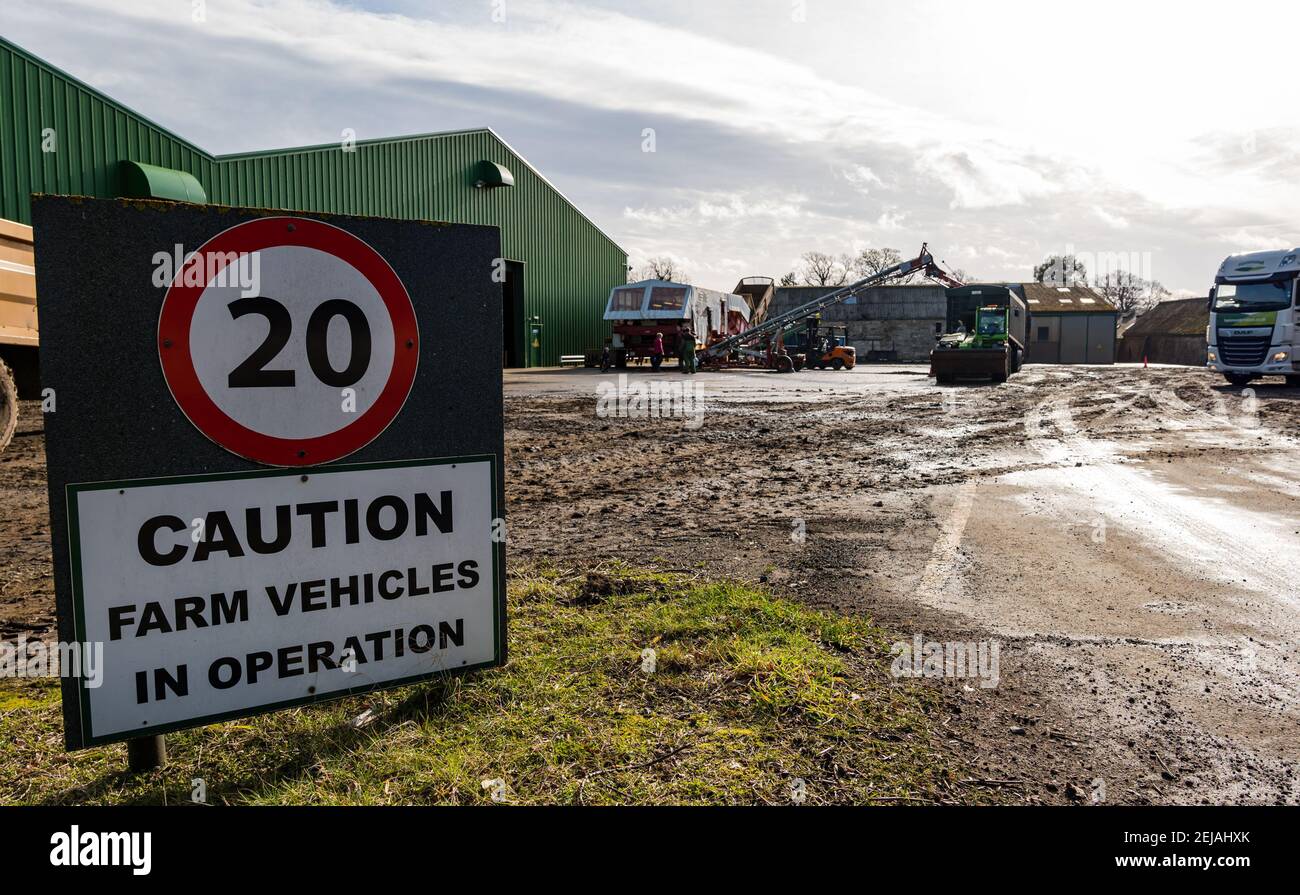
158 216 419 467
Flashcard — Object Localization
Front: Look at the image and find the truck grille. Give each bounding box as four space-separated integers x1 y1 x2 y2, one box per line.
1217 335 1270 367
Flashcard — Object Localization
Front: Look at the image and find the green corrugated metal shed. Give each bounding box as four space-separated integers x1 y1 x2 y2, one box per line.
0 34 626 366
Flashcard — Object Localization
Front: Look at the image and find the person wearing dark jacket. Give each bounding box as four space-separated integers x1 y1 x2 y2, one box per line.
679 326 697 374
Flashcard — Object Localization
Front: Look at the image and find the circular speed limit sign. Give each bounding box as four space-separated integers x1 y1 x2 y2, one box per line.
158 216 419 467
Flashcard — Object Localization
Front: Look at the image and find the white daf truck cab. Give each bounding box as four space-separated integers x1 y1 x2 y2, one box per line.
1208 249 1300 387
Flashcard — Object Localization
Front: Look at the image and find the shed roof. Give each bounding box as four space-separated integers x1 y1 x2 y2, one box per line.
1018 283 1117 313
0 35 624 253
1123 297 1209 337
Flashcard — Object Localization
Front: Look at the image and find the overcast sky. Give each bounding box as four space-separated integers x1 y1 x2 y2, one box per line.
3 0 1296 295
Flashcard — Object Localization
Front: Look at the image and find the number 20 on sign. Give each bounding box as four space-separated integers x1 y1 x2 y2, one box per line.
157 216 419 467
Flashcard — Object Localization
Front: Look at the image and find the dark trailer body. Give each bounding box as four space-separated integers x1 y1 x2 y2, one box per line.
944 284 1030 347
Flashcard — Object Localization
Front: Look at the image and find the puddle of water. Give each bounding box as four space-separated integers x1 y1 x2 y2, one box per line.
1004 460 1299 606
1017 394 1300 605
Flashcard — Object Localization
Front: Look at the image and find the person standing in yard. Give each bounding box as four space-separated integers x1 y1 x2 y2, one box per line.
680 326 697 374
650 331 665 370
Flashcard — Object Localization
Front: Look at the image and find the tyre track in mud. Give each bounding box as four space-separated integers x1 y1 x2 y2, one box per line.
501 365 1299 803
938 373 1300 803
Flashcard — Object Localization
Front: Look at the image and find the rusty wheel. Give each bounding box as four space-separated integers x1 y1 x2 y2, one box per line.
0 359 17 454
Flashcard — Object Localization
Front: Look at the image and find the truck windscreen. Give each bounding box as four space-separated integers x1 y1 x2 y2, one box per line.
1213 280 1293 312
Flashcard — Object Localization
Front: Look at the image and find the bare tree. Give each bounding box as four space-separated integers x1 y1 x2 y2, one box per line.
790 246 967 289
837 253 857 283
778 271 799 287
853 247 903 278
1034 254 1088 286
634 256 686 283
1094 271 1168 315
799 251 851 287
854 247 932 284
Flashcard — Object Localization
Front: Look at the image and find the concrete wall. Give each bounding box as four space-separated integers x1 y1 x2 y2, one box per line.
772 285 946 362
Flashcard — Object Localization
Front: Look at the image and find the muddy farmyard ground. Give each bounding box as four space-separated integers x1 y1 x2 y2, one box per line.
499 363 1300 805
3 363 1298 804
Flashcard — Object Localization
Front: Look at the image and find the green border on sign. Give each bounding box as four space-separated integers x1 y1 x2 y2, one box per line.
64 455 506 749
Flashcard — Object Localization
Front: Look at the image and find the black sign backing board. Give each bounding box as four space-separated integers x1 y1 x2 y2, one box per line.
31 196 506 749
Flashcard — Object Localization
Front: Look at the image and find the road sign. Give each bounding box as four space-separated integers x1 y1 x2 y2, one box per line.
33 197 507 750
66 457 498 744
157 216 419 466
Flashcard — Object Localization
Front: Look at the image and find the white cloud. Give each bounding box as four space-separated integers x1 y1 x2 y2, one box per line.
1214 229 1291 254
1091 206 1131 230
843 165 885 195
623 193 808 227
4 0 1298 293
914 146 1062 210
876 209 905 230
10 0 1045 175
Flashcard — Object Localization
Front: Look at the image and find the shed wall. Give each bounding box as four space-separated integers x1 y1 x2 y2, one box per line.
0 36 627 366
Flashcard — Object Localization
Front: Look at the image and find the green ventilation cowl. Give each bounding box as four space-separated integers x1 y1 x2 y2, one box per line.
473 160 515 189
119 160 208 203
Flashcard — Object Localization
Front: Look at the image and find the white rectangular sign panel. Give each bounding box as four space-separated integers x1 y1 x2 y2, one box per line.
66 457 503 744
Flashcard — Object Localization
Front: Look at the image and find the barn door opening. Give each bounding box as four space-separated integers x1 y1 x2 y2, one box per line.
501 260 525 367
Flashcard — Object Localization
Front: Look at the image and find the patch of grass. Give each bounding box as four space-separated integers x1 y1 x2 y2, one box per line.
0 566 982 805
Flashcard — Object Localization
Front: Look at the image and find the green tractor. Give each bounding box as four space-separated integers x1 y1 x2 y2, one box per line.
930 286 1028 384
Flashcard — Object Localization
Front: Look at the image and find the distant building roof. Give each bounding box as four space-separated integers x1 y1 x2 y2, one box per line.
1122 297 1209 337
1018 283 1117 313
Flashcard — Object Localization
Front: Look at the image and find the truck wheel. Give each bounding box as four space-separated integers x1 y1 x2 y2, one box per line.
776 355 794 374
1012 347 1024 373
832 358 845 371
0 358 17 454
1224 373 1253 387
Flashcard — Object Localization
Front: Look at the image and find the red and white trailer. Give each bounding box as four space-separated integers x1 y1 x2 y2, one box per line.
599 280 751 368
